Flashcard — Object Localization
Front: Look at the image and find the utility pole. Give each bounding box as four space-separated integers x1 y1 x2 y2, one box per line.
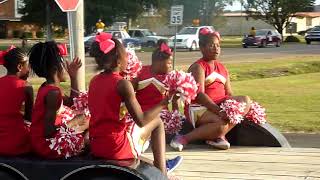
46 1 52 40
72 0 85 91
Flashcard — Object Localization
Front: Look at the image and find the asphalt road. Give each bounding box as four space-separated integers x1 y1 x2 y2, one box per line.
85 43 320 72
1 43 319 75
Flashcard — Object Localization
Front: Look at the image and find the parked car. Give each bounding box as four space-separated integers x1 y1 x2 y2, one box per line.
84 31 142 53
242 29 282 48
305 26 320 44
168 26 214 51
297 27 313 36
128 29 167 47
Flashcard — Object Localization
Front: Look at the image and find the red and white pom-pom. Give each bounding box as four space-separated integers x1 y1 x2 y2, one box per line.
160 109 184 135
163 70 198 104
220 99 246 124
55 105 76 126
47 126 85 159
245 101 267 124
24 120 31 132
121 49 142 80
72 92 91 118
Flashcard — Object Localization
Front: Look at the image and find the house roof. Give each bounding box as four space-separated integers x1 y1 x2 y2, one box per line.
294 12 320 17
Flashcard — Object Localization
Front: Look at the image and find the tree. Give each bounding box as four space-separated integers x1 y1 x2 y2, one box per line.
20 0 169 34
167 0 232 25
244 0 315 36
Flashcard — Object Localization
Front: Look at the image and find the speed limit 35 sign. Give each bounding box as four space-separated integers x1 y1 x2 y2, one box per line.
170 5 184 25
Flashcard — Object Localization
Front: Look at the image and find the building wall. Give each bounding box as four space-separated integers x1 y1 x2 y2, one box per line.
283 16 320 36
0 0 15 18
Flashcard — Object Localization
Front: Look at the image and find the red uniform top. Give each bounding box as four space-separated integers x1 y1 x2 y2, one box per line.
0 75 30 155
31 84 63 159
193 59 229 104
136 66 167 111
88 72 135 160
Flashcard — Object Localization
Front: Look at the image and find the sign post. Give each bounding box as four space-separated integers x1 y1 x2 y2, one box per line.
170 5 183 70
55 0 85 91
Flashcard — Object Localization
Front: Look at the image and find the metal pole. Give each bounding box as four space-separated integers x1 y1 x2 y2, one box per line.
46 2 52 41
71 0 86 91
173 25 177 70
67 12 74 61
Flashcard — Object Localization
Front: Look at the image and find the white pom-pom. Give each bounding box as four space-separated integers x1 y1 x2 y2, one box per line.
163 70 198 104
245 101 267 124
47 126 84 159
160 109 184 135
220 99 246 124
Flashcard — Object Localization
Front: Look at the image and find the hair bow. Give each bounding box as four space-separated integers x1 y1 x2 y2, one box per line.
0 45 16 65
160 43 172 55
199 28 221 41
95 32 115 54
57 43 68 56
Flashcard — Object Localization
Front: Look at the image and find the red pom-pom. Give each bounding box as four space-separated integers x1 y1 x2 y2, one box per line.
245 101 267 124
163 70 198 104
121 49 142 80
160 109 183 135
71 92 91 118
24 120 31 132
220 99 246 124
55 105 76 126
47 126 85 159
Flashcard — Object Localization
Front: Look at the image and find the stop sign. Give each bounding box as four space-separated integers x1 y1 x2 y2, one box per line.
55 0 80 12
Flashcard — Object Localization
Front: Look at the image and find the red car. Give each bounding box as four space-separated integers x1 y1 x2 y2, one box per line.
242 29 282 48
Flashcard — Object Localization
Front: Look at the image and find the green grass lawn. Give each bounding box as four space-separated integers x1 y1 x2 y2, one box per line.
28 56 320 133
232 73 320 133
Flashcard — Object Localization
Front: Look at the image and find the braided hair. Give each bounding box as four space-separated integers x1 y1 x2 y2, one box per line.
28 41 64 79
3 47 28 73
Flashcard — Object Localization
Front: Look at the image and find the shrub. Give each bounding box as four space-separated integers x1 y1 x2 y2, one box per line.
284 36 300 42
36 31 44 38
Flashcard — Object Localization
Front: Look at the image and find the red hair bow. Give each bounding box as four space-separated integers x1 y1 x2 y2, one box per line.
160 43 172 55
95 32 115 54
200 28 221 41
0 45 16 65
57 43 68 56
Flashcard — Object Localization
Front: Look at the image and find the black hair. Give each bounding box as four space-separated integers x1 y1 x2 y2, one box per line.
152 40 171 62
28 41 64 79
199 33 219 48
3 47 28 73
89 38 126 72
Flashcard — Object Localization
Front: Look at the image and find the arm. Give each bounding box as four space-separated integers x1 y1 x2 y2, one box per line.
44 90 60 138
189 64 221 114
171 94 179 111
131 77 139 91
24 84 34 121
63 57 82 106
225 76 233 96
117 79 169 127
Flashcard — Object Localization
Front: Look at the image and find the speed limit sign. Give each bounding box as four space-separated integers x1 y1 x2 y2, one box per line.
170 5 184 25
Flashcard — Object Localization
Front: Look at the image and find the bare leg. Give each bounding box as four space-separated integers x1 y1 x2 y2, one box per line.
230 95 252 115
139 116 167 175
183 111 225 143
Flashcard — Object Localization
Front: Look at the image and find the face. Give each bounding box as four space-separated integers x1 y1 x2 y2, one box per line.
118 47 128 72
200 36 221 60
158 56 172 74
17 56 30 80
57 61 68 82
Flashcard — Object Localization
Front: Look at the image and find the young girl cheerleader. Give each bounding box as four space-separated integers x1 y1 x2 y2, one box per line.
0 46 33 156
29 41 88 159
88 32 179 177
170 28 252 151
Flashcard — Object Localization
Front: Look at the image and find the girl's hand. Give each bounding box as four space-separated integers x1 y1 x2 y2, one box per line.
218 110 229 122
161 91 178 106
66 57 82 78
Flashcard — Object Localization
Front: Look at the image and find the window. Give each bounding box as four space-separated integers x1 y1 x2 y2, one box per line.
306 17 312 27
135 31 144 37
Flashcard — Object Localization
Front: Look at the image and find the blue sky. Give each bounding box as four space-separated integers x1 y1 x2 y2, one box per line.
225 0 320 11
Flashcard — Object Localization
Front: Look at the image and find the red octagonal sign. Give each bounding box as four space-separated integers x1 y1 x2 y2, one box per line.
55 0 80 12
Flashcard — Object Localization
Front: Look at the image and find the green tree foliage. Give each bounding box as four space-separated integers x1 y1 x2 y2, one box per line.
244 0 315 35
168 0 232 25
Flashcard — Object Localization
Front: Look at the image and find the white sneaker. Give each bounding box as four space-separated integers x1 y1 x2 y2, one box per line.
170 138 184 152
206 138 230 150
